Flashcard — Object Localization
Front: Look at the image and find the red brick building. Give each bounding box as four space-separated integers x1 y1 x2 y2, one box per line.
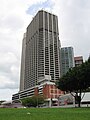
12 81 64 107
34 82 64 106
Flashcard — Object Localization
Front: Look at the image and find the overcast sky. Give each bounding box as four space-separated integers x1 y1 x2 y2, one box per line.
0 0 90 100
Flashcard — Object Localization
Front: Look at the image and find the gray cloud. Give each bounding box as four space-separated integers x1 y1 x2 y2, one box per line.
2 14 24 31
0 52 20 89
0 0 49 100
0 89 19 100
51 0 90 60
0 0 90 100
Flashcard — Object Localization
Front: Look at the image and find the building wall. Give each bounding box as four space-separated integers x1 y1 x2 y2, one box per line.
20 10 61 91
20 33 26 91
74 56 83 67
43 83 64 99
34 87 39 96
60 47 75 76
43 84 50 98
12 82 64 101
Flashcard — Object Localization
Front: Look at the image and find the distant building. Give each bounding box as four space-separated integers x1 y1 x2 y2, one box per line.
74 56 83 107
0 100 23 108
13 78 64 107
58 93 74 105
60 47 75 76
12 10 63 107
81 92 90 105
74 56 83 67
58 92 90 106
20 10 61 91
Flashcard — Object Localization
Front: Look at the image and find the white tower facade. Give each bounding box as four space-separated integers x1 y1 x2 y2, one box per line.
20 10 61 91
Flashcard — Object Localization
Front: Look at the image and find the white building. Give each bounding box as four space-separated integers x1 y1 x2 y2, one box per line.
13 10 61 100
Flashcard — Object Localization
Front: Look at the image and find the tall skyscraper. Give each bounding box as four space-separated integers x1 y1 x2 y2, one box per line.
20 10 61 91
60 47 75 76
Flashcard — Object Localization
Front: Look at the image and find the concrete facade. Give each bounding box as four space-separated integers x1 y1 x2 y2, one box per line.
60 47 75 76
12 10 62 104
22 10 61 90
74 56 83 67
12 81 63 107
20 33 26 91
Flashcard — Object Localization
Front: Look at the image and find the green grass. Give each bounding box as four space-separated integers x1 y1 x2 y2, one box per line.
0 108 90 120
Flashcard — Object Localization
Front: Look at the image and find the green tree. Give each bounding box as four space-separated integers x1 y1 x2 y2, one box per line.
58 58 90 107
21 95 45 107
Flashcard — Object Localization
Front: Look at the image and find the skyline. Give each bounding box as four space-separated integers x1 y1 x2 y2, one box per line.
0 0 90 100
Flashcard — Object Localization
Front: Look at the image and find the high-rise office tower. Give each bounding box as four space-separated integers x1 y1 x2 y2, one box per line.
20 10 61 91
60 47 75 76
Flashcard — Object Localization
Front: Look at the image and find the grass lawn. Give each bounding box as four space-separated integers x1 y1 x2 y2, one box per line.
0 107 90 120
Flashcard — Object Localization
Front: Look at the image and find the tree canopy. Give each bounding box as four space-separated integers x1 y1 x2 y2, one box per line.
21 95 45 107
57 58 90 107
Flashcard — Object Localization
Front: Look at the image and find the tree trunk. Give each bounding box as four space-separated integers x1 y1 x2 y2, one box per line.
75 92 81 107
78 90 81 107
78 96 81 107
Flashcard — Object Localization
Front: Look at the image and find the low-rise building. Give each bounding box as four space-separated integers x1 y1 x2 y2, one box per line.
0 100 23 108
12 81 64 107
